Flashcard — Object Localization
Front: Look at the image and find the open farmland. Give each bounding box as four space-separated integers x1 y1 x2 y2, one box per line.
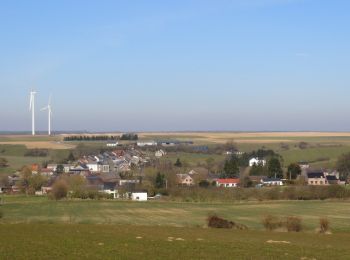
2 196 350 232
1 197 350 259
2 131 350 170
0 224 349 259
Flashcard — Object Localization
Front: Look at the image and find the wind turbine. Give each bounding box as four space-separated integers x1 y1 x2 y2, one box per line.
29 90 36 136
41 95 52 136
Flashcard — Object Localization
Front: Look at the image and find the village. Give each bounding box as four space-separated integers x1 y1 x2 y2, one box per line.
0 137 346 201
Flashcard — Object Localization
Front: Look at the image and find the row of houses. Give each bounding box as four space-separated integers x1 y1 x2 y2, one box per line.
106 140 193 148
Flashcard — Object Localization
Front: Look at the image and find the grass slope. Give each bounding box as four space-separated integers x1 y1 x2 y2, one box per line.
2 196 350 232
0 224 349 259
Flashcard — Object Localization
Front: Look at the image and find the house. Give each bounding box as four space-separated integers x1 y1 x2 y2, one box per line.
261 178 283 186
119 179 140 186
31 164 40 174
40 168 54 177
69 164 90 175
176 174 194 186
249 158 266 167
106 142 118 147
216 178 240 188
298 161 310 170
101 182 119 199
86 162 110 173
137 141 157 147
155 149 166 158
306 171 328 185
326 175 340 185
131 192 147 201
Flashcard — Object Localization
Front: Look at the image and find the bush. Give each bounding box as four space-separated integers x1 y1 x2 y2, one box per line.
51 180 68 200
207 214 234 229
262 215 282 231
285 216 302 232
199 180 210 188
0 210 3 219
319 218 330 233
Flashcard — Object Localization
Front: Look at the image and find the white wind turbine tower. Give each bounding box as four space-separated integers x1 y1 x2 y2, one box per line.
41 95 52 136
29 90 37 136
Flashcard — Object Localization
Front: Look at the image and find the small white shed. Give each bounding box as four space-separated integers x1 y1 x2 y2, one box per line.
131 192 147 201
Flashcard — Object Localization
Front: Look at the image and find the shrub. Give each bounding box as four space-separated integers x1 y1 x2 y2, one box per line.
199 180 210 188
285 216 302 232
207 214 234 229
0 210 3 219
319 218 330 233
262 215 282 231
51 180 68 200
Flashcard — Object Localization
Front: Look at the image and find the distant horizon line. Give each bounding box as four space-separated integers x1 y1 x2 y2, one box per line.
2 130 350 135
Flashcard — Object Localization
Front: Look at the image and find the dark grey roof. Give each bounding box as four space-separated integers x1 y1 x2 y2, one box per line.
307 172 324 178
326 175 338 181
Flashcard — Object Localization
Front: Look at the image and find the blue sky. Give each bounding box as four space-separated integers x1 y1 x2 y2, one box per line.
0 0 349 132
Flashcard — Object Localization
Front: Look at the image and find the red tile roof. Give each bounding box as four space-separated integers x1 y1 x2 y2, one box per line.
217 178 240 184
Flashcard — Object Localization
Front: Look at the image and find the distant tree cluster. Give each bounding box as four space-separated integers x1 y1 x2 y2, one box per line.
120 133 138 140
237 149 279 167
24 149 49 157
63 135 119 141
221 155 239 178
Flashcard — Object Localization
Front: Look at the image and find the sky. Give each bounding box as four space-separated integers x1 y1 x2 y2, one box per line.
0 0 349 132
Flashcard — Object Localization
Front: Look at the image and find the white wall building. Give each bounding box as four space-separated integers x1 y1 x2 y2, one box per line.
106 142 118 147
249 158 266 167
131 192 147 201
137 141 157 147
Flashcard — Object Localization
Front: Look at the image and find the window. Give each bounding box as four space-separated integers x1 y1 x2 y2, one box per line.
310 181 313 184
320 181 323 185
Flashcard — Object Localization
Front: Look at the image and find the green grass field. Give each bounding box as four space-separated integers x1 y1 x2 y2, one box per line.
0 223 349 259
2 196 350 232
1 197 350 259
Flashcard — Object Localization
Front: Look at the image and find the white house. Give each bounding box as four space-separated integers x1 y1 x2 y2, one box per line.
216 178 240 188
261 178 283 186
249 158 266 167
106 142 118 147
131 192 147 201
87 163 99 172
137 141 157 147
86 162 110 173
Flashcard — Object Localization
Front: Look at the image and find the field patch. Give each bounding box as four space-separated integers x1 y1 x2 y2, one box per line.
0 224 350 259
0 141 75 149
2 197 350 232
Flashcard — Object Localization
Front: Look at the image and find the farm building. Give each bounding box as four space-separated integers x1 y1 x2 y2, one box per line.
216 178 240 188
137 141 157 147
249 158 266 167
306 171 328 185
106 142 118 147
176 174 194 186
261 178 283 186
131 192 147 201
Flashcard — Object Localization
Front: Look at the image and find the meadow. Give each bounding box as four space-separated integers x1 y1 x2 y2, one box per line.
1 197 350 259
2 196 350 232
1 223 349 259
